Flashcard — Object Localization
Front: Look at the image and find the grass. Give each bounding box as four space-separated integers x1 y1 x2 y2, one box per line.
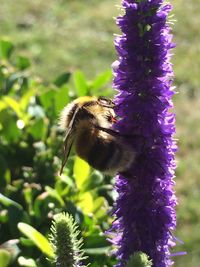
1 0 200 266
1 0 199 88
0 0 119 80
173 0 200 89
174 93 200 266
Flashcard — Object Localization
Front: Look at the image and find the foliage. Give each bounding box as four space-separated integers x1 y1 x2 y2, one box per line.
0 39 115 267
18 223 54 259
0 249 12 267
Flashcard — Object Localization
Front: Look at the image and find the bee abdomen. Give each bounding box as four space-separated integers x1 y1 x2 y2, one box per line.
87 138 123 173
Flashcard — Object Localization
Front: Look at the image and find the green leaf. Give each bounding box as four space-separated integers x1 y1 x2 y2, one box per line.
78 192 94 214
19 238 35 247
73 157 90 191
3 96 23 118
20 88 35 111
0 239 20 262
8 206 25 235
4 73 23 92
0 101 7 111
0 111 21 142
84 232 112 255
18 256 37 267
55 85 69 114
38 88 56 110
45 186 65 207
16 56 31 70
90 70 112 91
83 170 104 191
0 210 8 223
93 197 106 214
0 249 11 267
33 192 49 218
84 234 108 250
54 72 71 87
74 71 88 96
28 118 47 140
0 193 23 210
0 39 14 59
23 187 33 215
17 222 54 258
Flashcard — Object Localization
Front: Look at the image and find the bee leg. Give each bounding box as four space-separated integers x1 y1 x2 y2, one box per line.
95 125 140 140
94 125 122 137
100 103 115 108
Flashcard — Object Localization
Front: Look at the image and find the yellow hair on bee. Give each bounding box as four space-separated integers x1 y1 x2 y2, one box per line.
59 96 98 130
73 96 97 104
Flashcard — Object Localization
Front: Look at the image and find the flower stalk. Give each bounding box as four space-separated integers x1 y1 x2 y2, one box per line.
111 0 177 266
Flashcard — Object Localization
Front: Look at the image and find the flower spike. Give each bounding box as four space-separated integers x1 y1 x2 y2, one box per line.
111 1 177 266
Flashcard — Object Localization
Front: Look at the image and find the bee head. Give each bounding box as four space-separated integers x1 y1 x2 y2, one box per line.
59 96 116 131
87 97 116 128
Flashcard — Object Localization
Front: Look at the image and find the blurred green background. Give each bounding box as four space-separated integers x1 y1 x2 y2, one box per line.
0 0 199 266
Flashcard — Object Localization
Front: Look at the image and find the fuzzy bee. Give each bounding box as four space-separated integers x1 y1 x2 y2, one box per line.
59 96 135 175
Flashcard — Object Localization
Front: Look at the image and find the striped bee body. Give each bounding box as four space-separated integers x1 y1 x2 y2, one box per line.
59 96 135 175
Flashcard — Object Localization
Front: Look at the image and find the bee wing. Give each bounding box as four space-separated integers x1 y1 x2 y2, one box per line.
59 107 80 175
98 96 115 108
59 130 74 175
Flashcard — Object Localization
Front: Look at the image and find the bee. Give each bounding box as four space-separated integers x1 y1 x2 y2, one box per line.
59 96 135 175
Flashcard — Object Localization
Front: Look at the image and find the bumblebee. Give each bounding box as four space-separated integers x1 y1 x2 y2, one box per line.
59 96 135 175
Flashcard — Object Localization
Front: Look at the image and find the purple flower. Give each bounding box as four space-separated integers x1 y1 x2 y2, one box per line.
111 1 177 266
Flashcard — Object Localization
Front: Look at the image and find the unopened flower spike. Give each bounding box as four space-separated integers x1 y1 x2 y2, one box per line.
49 212 87 267
111 0 178 266
126 252 152 267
